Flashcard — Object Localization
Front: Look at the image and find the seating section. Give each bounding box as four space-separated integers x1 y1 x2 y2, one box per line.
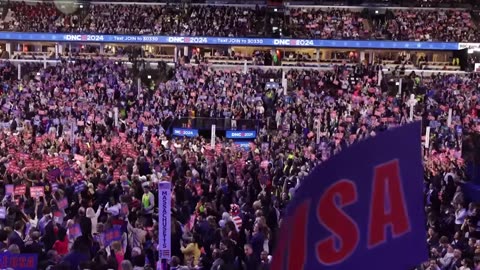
287 8 368 39
383 9 479 42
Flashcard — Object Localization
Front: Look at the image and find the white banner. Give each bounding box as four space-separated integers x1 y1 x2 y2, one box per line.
211 124 216 148
425 126 431 149
459 43 480 53
475 63 480 72
158 181 171 260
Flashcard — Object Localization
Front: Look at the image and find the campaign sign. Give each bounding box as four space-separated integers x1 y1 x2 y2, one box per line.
172 128 199 137
53 211 63 224
5 184 14 195
51 182 58 192
14 185 26 196
234 141 252 149
0 206 6 219
68 224 82 240
47 168 61 181
30 186 45 199
74 183 86 193
271 123 426 270
226 130 257 139
104 227 122 247
0 252 38 270
62 167 75 178
58 198 68 209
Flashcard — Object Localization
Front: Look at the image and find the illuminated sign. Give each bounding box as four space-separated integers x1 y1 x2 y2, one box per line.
226 130 257 139
0 32 459 50
172 128 199 137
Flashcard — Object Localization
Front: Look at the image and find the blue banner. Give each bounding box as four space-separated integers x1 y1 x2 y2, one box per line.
104 227 122 247
0 252 38 270
226 130 257 139
47 168 61 181
234 141 252 149
0 32 459 50
74 182 86 193
172 128 199 137
271 122 426 270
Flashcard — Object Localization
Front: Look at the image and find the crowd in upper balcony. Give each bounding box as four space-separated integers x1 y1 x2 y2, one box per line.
1 2 480 42
381 9 479 42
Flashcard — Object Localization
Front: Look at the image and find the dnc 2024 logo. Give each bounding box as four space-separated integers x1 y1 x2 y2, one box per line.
167 37 208 44
273 39 314 46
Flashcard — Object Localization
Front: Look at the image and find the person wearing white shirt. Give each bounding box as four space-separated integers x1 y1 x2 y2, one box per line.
439 245 454 269
455 203 467 231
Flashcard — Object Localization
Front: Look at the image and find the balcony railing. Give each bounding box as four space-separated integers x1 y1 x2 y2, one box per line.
171 117 260 131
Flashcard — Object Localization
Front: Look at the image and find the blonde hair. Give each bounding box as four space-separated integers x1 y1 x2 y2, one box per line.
111 241 122 253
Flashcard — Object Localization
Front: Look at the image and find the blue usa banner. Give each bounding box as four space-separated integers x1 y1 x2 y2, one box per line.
271 122 426 270
226 130 257 139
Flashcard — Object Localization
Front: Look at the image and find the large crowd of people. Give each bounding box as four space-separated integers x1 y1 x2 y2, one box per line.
2 2 480 42
0 56 477 270
382 9 479 42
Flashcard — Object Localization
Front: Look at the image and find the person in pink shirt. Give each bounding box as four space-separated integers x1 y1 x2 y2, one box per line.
111 241 125 270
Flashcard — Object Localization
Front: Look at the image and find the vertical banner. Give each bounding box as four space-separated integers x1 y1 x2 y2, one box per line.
397 78 402 96
158 181 171 260
211 125 216 148
137 78 142 100
447 108 453 127
113 107 119 127
271 123 426 270
425 126 431 149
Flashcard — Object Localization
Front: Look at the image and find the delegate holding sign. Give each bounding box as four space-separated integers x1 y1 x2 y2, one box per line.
271 122 426 270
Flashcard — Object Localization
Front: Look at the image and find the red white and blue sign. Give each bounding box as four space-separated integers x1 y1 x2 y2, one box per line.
271 122 426 270
226 130 257 139
172 128 199 137
0 252 38 270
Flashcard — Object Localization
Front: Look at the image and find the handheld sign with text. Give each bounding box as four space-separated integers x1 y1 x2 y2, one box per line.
68 224 82 240
58 198 68 209
271 123 426 270
103 227 122 247
5 184 14 196
0 206 5 219
30 186 45 199
14 185 26 196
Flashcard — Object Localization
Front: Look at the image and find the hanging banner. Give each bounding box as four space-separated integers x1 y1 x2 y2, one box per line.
0 32 459 50
158 181 172 260
271 123 426 270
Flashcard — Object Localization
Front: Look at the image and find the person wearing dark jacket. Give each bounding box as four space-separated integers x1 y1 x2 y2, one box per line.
61 238 91 270
239 244 259 270
7 220 25 252
78 207 93 237
24 230 46 261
